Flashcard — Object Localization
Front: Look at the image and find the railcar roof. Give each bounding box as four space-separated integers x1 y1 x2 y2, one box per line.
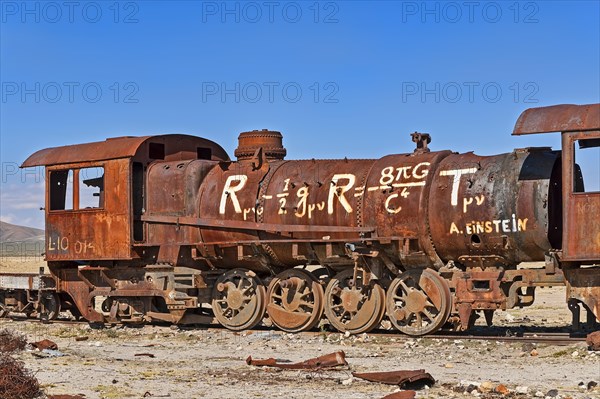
513 103 600 135
21 134 230 167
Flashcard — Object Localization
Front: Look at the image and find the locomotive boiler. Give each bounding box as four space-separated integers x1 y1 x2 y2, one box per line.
1 103 599 336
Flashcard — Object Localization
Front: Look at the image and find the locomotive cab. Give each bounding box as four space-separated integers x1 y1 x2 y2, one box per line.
21 135 229 263
513 103 600 324
20 135 229 322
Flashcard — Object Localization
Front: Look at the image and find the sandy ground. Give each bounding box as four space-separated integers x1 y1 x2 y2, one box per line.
0 256 47 274
0 286 597 399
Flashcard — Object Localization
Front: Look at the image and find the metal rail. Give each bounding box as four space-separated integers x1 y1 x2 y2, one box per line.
1 317 589 346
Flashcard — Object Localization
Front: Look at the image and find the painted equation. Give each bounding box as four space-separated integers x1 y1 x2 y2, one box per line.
218 162 431 220
216 162 528 236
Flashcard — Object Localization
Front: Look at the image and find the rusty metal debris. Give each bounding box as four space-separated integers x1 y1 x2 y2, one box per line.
0 329 27 353
381 391 416 399
246 350 347 369
30 339 58 351
0 354 43 399
352 370 435 387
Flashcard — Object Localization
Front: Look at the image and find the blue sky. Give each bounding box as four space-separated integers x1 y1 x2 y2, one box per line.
1 0 599 228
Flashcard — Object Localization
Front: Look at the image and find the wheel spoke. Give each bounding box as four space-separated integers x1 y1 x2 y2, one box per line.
399 280 411 293
298 300 314 308
422 308 436 321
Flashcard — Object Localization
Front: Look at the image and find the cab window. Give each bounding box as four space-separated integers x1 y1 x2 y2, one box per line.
573 139 600 193
49 166 105 211
49 170 73 210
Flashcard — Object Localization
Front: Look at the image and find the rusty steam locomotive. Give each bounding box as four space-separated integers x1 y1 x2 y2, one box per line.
1 103 599 336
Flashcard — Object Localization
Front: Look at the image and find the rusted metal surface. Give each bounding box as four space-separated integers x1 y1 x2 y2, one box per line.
352 369 435 386
246 350 347 369
513 103 600 135
561 131 600 262
564 267 600 322
266 268 324 332
386 269 451 336
324 268 386 334
428 149 561 267
381 391 416 399
30 339 58 351
212 269 266 331
234 129 286 161
21 134 229 167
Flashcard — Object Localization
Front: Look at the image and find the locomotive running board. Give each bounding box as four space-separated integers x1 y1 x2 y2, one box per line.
140 215 376 234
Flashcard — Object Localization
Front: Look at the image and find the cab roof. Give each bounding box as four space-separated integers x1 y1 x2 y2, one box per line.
21 134 230 167
512 103 600 135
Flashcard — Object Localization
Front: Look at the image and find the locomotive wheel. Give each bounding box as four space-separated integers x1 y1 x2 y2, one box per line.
40 292 61 320
266 269 324 333
324 269 386 335
386 268 452 336
211 269 267 331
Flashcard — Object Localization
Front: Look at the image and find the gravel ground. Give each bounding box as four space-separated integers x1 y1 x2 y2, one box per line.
0 287 598 399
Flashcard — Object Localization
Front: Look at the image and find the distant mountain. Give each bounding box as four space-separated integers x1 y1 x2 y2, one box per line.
0 221 45 243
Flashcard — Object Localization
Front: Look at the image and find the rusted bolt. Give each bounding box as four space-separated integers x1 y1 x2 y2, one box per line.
217 282 228 292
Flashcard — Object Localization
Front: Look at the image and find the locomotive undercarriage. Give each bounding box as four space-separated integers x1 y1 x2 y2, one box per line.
3 246 594 337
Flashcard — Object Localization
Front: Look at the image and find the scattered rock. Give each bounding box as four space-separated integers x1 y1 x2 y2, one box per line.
479 381 495 393
588 381 598 390
444 363 454 368
531 349 539 356
516 386 529 394
380 320 392 330
466 384 478 393
341 377 353 386
522 343 535 352
535 390 544 397
546 389 559 397
571 350 579 358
